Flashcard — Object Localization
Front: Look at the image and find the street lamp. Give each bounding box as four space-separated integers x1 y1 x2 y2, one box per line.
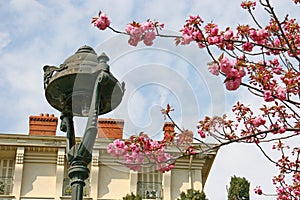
43 45 125 200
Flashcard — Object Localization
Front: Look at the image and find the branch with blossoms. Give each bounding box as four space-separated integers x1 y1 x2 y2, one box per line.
92 11 171 46
92 0 300 198
106 104 218 173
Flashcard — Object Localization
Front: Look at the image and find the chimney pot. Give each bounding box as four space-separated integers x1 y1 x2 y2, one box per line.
163 122 175 136
98 118 124 139
29 113 58 136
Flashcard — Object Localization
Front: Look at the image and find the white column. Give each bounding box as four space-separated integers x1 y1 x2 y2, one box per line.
162 171 171 200
129 171 137 194
13 147 25 200
193 169 203 191
55 148 65 200
90 150 99 200
188 155 193 189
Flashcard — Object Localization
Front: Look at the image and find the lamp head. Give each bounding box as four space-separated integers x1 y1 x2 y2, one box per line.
44 45 124 117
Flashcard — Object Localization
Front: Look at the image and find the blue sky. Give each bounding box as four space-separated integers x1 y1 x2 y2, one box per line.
0 0 298 199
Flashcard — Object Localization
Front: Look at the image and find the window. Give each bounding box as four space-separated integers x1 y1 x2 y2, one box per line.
0 160 14 195
137 168 162 200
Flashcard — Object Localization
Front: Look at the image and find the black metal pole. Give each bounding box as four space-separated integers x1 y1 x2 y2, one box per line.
69 161 89 200
66 71 109 200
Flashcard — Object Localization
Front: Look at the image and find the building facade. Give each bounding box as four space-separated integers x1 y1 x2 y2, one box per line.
0 114 218 200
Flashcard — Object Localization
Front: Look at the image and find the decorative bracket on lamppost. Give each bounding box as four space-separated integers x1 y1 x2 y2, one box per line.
43 45 125 200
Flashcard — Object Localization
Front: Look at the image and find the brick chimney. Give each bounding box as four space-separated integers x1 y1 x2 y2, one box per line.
163 122 175 136
97 118 124 139
29 113 58 136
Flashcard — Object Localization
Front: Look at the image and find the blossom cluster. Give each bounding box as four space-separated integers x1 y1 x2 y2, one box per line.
208 55 246 90
92 11 111 30
125 20 164 46
271 146 300 199
254 186 263 195
179 15 205 47
177 12 300 96
107 133 175 172
247 58 296 103
241 0 257 10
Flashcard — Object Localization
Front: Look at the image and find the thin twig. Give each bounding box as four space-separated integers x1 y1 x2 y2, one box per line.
264 0 300 63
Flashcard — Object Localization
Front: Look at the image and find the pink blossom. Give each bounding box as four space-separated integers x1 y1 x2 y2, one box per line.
93 12 111 30
257 29 267 37
128 35 140 46
225 77 242 90
276 187 286 196
275 86 287 100
208 36 221 44
125 24 143 46
126 25 143 37
125 21 160 46
125 151 144 171
197 42 206 48
129 143 139 152
181 34 193 45
210 26 219 36
273 37 281 46
241 1 256 9
187 15 204 25
143 31 156 46
155 149 175 172
125 24 133 34
264 90 274 102
278 127 286 134
220 57 234 74
151 140 163 149
181 27 204 45
208 62 219 75
223 29 233 40
252 116 266 127
155 149 170 163
107 139 128 157
141 21 154 31
197 129 206 138
249 28 269 44
186 146 196 154
242 42 254 52
238 67 246 77
156 162 175 173
225 43 234 50
180 16 205 45
272 63 282 75
219 57 245 91
272 67 282 75
192 29 203 41
254 186 263 195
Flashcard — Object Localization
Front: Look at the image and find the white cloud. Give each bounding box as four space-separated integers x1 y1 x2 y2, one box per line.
0 32 11 51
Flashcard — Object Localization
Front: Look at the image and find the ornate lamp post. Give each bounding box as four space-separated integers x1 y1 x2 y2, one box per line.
43 45 125 200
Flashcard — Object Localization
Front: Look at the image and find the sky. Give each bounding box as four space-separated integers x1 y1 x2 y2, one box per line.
0 0 298 199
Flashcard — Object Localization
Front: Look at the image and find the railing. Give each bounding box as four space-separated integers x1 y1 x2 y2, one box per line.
62 178 89 196
137 182 162 200
0 177 13 195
